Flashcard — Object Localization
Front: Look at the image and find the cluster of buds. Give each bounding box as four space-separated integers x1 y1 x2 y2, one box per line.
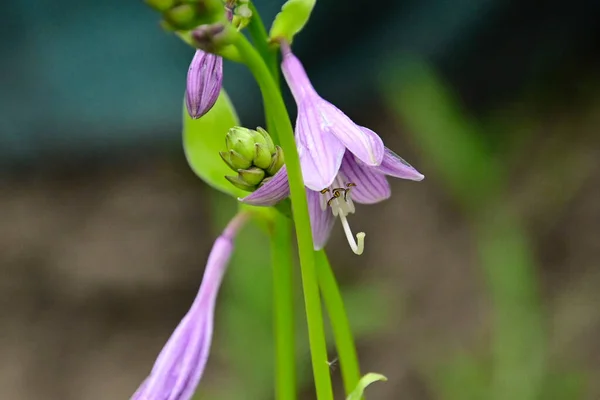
229 0 252 30
221 127 284 192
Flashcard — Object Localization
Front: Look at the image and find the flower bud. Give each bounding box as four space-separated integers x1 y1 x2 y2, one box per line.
238 167 265 186
225 175 255 192
186 50 223 119
163 4 201 30
267 146 285 176
220 150 252 171
226 127 256 162
221 127 285 192
145 0 177 12
255 127 275 154
253 144 272 169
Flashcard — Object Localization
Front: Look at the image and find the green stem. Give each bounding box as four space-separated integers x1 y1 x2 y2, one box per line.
246 1 280 140
231 32 334 400
316 250 361 396
270 214 297 400
247 1 280 86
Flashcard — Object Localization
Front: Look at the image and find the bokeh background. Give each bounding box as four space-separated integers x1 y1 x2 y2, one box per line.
2 0 599 399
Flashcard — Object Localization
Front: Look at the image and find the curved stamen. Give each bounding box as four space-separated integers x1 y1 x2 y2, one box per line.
338 211 365 255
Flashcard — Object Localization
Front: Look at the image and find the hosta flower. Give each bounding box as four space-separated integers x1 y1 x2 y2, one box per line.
185 49 223 119
239 45 424 255
131 213 248 400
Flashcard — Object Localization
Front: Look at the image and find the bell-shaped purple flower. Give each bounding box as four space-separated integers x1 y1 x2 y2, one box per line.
185 49 223 119
131 213 248 400
280 44 386 191
240 129 424 255
240 44 424 254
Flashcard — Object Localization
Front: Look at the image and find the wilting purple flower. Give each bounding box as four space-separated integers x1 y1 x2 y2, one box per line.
240 45 424 255
131 213 248 400
185 50 223 119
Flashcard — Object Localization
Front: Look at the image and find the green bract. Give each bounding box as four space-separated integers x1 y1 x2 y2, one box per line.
346 373 387 400
183 90 246 198
269 0 316 44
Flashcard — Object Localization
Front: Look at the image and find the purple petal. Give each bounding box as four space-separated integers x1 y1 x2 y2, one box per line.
307 189 336 250
131 214 247 400
296 103 346 191
185 50 223 119
318 106 384 167
338 152 391 204
239 166 290 206
281 49 318 103
373 147 425 181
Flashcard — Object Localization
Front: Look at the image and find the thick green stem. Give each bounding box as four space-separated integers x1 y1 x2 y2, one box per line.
246 1 280 140
232 33 334 400
316 250 361 396
247 1 280 86
270 214 297 400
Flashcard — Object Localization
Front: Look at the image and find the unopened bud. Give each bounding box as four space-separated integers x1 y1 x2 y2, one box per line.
255 127 275 154
267 146 285 176
225 175 255 192
186 50 222 119
163 4 201 30
254 144 272 169
221 127 285 191
145 0 177 12
226 127 255 161
238 167 265 186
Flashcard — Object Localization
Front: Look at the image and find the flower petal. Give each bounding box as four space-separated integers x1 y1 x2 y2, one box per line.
307 189 335 250
239 166 290 206
338 152 391 204
281 50 318 102
296 104 346 191
317 106 384 167
374 147 425 181
132 215 246 400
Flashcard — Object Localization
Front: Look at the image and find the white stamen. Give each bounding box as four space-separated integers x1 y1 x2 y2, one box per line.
339 210 365 255
320 179 365 255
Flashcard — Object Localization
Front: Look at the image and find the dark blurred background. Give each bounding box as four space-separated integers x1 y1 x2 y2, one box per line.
1 0 599 399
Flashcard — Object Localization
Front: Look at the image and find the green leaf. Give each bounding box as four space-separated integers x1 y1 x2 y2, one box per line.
183 90 245 198
269 0 316 44
346 373 387 400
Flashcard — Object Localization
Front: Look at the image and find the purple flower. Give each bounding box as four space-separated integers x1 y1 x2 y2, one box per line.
240 46 424 255
185 50 223 119
132 213 248 400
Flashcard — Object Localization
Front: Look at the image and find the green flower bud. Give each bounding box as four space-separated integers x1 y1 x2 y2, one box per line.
254 144 272 169
225 175 255 192
221 126 284 192
267 145 285 176
238 167 265 186
256 127 275 154
163 4 200 30
220 150 252 171
226 127 255 162
145 0 178 12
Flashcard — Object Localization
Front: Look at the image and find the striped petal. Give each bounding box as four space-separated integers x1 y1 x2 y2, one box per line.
296 103 346 191
307 189 336 250
239 166 290 206
338 152 391 204
373 146 425 181
321 106 384 167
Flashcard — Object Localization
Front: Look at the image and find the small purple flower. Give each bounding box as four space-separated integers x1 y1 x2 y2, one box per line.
131 213 248 400
185 49 223 119
240 46 424 255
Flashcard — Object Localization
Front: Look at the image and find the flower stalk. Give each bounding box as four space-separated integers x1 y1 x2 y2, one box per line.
230 30 334 400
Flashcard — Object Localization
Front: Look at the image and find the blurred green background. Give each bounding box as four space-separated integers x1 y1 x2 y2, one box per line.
1 0 599 399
